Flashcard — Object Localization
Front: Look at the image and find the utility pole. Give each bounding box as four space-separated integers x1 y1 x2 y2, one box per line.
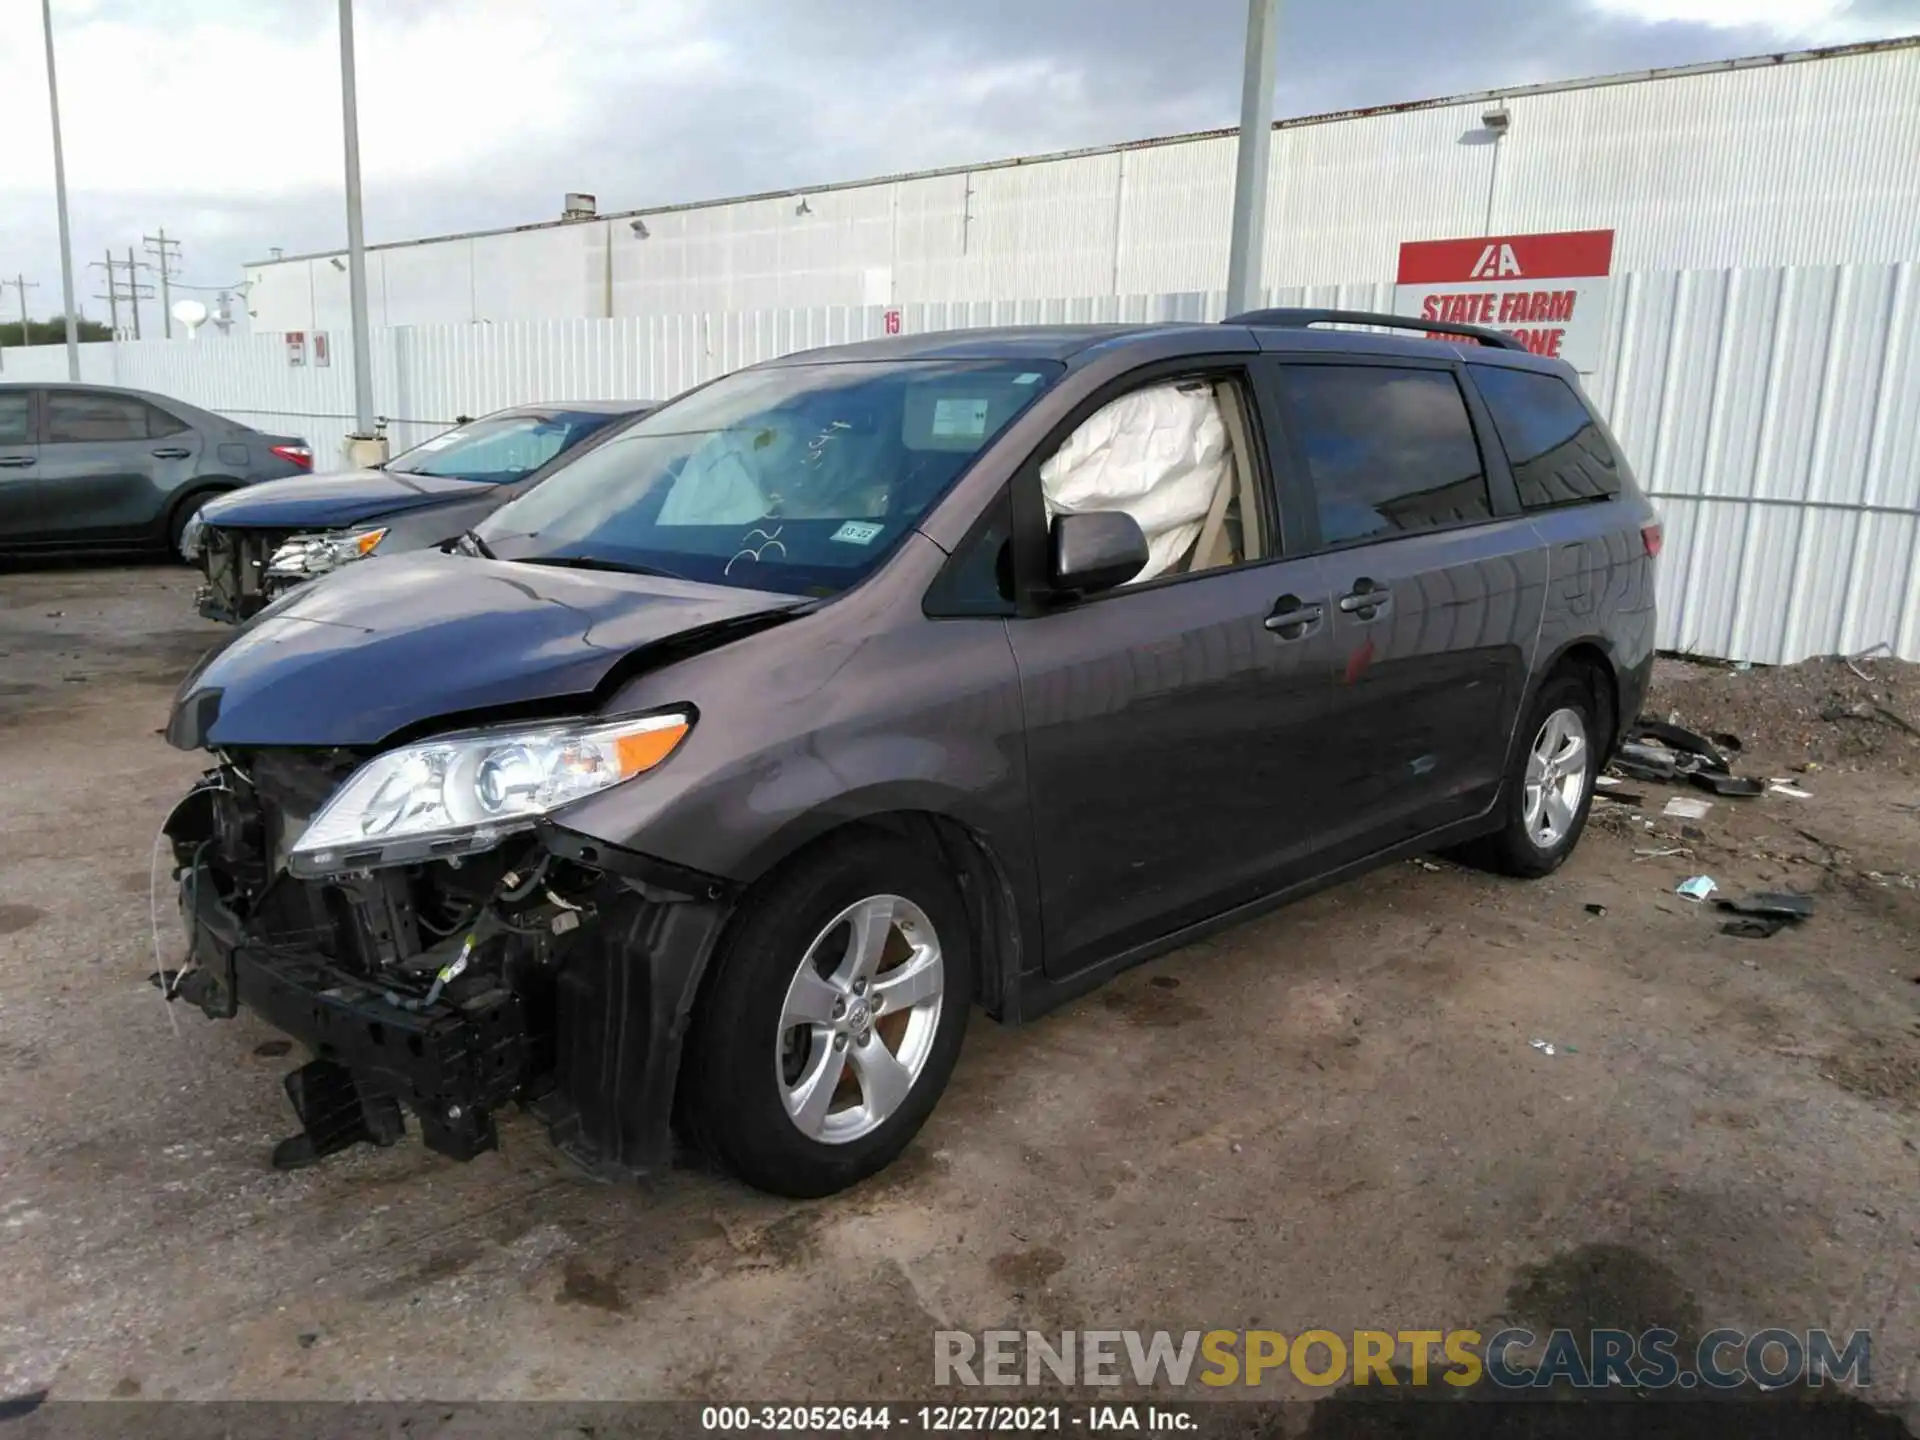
143 228 183 337
2 276 40 346
126 247 144 339
89 251 120 335
338 0 376 435
1224 0 1282 318
40 0 80 378
112 254 154 340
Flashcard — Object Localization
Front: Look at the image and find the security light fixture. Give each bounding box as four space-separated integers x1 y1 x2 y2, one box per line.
1483 108 1511 135
630 218 650 238
795 197 813 216
330 257 346 271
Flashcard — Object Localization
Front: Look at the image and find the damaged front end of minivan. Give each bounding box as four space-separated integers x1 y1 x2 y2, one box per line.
151 551 806 1179
158 728 737 1178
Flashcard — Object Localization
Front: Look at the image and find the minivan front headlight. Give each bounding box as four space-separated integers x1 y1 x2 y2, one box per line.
267 527 388 580
288 711 692 876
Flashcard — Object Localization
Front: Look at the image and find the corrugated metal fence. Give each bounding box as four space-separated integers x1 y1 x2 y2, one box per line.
4 263 1915 665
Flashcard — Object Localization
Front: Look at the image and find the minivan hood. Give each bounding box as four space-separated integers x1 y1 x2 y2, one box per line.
167 551 801 749
201 468 492 530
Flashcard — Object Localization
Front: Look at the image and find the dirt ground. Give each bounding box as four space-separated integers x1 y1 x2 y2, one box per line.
1 565 1915 1428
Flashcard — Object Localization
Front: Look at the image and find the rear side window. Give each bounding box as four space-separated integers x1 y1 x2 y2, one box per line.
0 393 28 446
45 391 152 443
1277 365 1492 547
147 404 190 437
1471 365 1621 510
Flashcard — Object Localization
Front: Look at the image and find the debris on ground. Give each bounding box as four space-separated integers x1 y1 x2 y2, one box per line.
1716 891 1816 920
1647 655 1920 773
1675 875 1719 902
1711 891 1815 939
1690 771 1766 797
1632 718 1737 772
1615 746 1679 783
1767 779 1813 798
1663 796 1713 820
1530 1039 1558 1057
1635 846 1693 859
1584 903 1607 916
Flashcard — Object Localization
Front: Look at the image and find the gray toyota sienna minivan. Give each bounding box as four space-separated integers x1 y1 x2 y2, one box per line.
160 311 1659 1196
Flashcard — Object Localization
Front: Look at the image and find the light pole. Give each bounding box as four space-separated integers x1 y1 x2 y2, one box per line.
338 0 375 436
1224 0 1281 319
40 0 80 379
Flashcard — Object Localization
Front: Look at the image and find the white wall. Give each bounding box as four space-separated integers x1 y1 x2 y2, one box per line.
8 259 1918 667
245 42 1920 331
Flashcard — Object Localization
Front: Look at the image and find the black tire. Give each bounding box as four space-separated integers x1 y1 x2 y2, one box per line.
680 831 973 1197
1459 671 1603 879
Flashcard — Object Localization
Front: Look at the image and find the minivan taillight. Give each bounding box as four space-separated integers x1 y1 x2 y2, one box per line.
1641 522 1663 558
270 443 313 470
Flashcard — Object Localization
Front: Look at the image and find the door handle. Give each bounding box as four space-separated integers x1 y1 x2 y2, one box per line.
1338 578 1391 620
151 447 192 459
0 457 33 468
1263 595 1325 639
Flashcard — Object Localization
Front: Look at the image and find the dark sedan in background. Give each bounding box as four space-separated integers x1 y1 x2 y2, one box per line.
0 382 310 561
189 400 654 622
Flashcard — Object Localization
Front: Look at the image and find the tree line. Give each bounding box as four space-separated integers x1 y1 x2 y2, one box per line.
0 318 115 346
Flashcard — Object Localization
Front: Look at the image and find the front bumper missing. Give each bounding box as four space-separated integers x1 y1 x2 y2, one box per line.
195 528 299 624
161 777 734 1180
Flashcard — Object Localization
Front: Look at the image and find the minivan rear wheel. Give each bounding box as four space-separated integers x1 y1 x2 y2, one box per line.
681 832 972 1197
1460 672 1601 879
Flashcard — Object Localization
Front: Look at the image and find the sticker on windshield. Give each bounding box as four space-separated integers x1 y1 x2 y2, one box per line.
831 520 885 546
931 398 990 440
1014 372 1043 385
415 431 464 451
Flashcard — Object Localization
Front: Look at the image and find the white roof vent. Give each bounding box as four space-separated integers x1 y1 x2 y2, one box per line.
562 192 597 220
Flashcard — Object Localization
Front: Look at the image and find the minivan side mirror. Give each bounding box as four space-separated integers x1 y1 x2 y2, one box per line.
1049 511 1148 596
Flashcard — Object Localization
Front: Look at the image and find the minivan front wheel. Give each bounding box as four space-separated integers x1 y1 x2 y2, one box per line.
682 834 972 1196
1467 673 1602 878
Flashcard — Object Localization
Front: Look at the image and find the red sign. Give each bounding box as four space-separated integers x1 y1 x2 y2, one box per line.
1396 230 1614 285
285 330 307 367
884 308 902 335
1394 229 1615 372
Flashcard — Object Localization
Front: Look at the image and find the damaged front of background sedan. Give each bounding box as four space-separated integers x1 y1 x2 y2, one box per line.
154 355 1060 1188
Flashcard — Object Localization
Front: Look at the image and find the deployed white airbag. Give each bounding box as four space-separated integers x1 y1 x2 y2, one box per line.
1039 382 1229 583
657 425 790 526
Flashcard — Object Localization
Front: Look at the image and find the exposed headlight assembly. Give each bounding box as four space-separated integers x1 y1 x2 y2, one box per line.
267 527 388 579
288 711 692 877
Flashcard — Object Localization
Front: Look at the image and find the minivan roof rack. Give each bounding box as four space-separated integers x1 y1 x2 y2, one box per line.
1223 307 1528 353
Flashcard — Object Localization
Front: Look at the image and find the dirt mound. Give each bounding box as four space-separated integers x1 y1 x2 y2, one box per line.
1645 655 1920 774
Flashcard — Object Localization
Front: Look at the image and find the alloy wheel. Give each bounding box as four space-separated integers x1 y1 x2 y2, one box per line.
776 894 945 1144
1523 706 1590 849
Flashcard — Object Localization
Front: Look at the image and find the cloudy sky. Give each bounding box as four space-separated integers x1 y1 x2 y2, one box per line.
1 0 1915 325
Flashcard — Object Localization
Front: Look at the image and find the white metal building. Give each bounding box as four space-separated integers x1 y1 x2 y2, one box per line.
246 37 1920 333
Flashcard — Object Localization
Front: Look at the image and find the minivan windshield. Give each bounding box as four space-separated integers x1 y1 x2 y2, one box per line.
477 359 1064 596
386 411 608 483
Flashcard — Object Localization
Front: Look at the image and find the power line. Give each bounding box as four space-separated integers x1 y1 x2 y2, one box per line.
143 227 183 337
